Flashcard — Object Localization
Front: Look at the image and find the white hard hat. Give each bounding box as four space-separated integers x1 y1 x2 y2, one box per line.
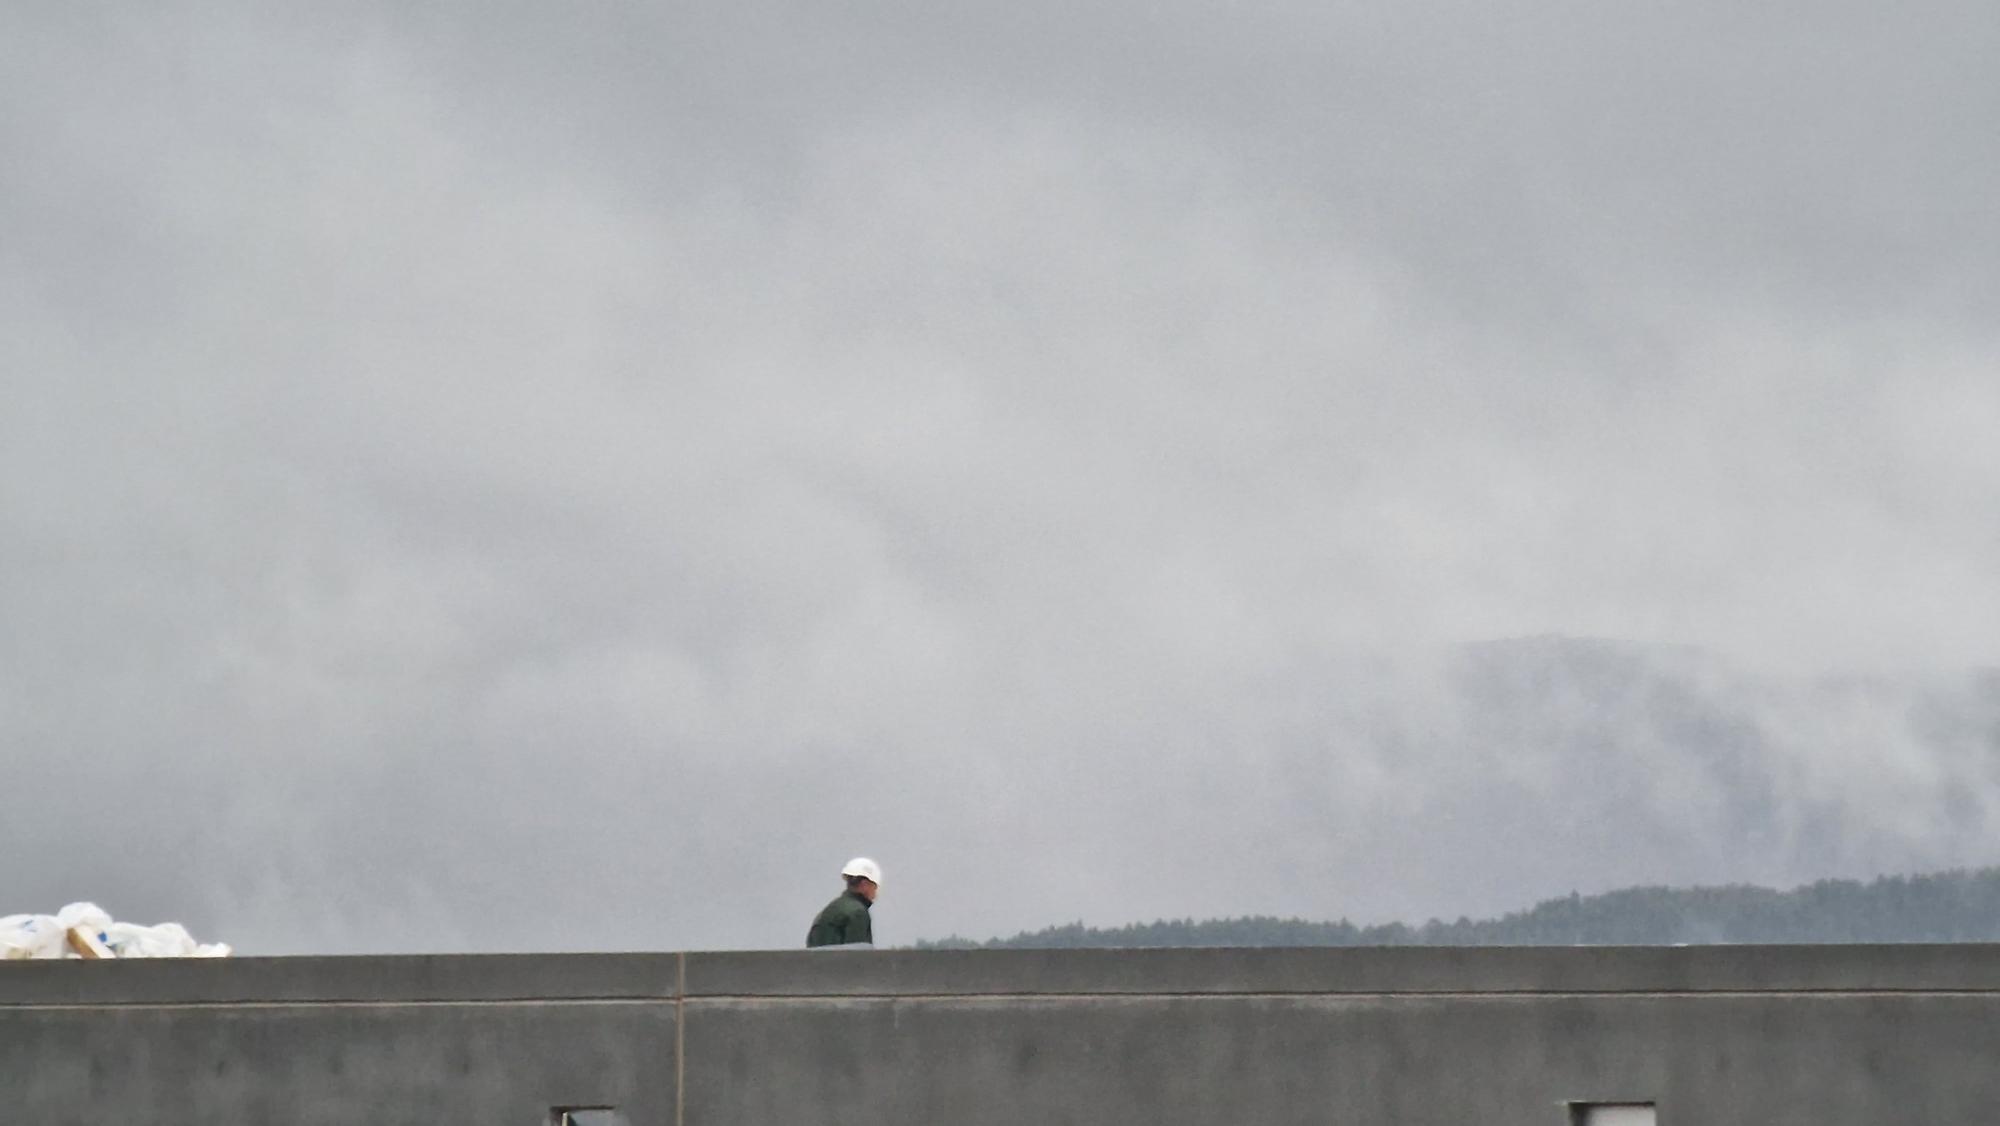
841 857 882 886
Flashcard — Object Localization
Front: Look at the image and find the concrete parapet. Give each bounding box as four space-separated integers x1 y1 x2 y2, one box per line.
5 944 1998 1124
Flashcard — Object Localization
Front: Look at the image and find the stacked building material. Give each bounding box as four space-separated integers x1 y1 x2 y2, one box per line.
1 902 230 959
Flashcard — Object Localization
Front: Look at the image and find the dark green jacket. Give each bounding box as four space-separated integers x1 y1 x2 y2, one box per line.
805 889 874 947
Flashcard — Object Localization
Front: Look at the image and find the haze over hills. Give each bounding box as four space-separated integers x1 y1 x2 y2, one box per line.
907 634 2000 950
11 632 2000 954
1222 634 2000 932
919 867 2000 949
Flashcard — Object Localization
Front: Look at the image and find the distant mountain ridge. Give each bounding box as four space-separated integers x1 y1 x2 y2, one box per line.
917 867 2000 948
1229 634 2000 941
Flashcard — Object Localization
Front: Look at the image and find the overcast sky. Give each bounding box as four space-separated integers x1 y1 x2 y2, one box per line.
5 1 1998 953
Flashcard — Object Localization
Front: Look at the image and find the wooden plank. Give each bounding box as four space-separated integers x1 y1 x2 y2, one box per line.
65 926 112 960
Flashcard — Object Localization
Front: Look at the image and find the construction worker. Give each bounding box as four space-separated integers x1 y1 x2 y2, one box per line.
806 857 880 947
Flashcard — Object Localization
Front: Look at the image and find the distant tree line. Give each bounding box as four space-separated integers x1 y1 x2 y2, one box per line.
915 868 2000 949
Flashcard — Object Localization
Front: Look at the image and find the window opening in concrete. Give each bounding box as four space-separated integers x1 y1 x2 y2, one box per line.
1569 1103 1655 1126
552 1109 627 1126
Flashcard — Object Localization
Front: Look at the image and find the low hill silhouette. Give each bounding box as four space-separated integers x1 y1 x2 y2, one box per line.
918 867 2000 949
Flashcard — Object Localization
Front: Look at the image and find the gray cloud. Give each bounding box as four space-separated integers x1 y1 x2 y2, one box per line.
4 1 1997 952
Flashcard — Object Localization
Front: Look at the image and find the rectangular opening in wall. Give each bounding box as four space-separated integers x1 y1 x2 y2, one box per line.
1569 1103 1655 1126
552 1109 627 1126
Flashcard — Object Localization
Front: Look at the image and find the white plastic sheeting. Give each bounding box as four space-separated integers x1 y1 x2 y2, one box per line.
0 902 231 959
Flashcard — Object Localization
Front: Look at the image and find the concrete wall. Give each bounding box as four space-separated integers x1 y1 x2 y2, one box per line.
0 954 680 1125
4 945 1998 1125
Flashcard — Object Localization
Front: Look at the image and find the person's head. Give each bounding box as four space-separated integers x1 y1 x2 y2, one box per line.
841 857 882 902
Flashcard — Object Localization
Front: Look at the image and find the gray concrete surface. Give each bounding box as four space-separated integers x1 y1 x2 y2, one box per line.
5 945 1998 1125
